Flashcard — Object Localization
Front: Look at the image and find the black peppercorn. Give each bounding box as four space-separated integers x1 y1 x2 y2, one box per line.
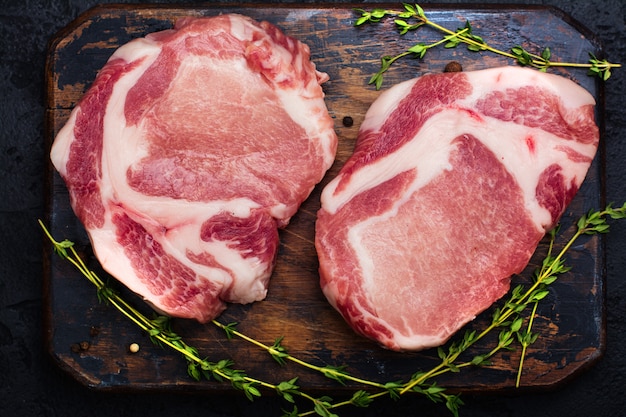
444 61 463 73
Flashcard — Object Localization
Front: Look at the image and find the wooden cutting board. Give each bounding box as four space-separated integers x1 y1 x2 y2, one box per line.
43 3 606 395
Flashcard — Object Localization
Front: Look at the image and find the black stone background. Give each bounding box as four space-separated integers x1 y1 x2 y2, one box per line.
1 0 624 416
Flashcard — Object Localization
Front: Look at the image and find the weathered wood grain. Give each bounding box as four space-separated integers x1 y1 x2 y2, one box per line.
43 3 606 393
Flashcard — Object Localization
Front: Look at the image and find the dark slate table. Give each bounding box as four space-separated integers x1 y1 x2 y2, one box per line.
1 1 624 416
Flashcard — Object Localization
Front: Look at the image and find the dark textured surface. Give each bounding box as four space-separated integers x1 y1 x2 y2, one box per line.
1 0 624 416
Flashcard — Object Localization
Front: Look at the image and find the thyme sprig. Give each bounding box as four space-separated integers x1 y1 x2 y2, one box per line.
355 3 621 89
39 220 329 414
515 226 562 387
40 202 625 416
368 26 471 89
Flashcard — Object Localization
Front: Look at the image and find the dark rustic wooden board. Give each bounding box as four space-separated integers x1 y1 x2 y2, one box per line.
43 3 606 395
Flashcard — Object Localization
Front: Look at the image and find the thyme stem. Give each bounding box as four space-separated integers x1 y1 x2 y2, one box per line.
514 227 558 387
211 320 386 389
516 301 539 387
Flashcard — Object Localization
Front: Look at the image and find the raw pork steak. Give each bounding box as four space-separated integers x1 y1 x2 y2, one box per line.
315 66 598 351
51 14 337 322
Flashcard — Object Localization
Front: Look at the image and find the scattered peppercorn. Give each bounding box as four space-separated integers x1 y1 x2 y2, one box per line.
444 61 463 73
71 341 90 353
342 116 354 127
89 326 100 337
